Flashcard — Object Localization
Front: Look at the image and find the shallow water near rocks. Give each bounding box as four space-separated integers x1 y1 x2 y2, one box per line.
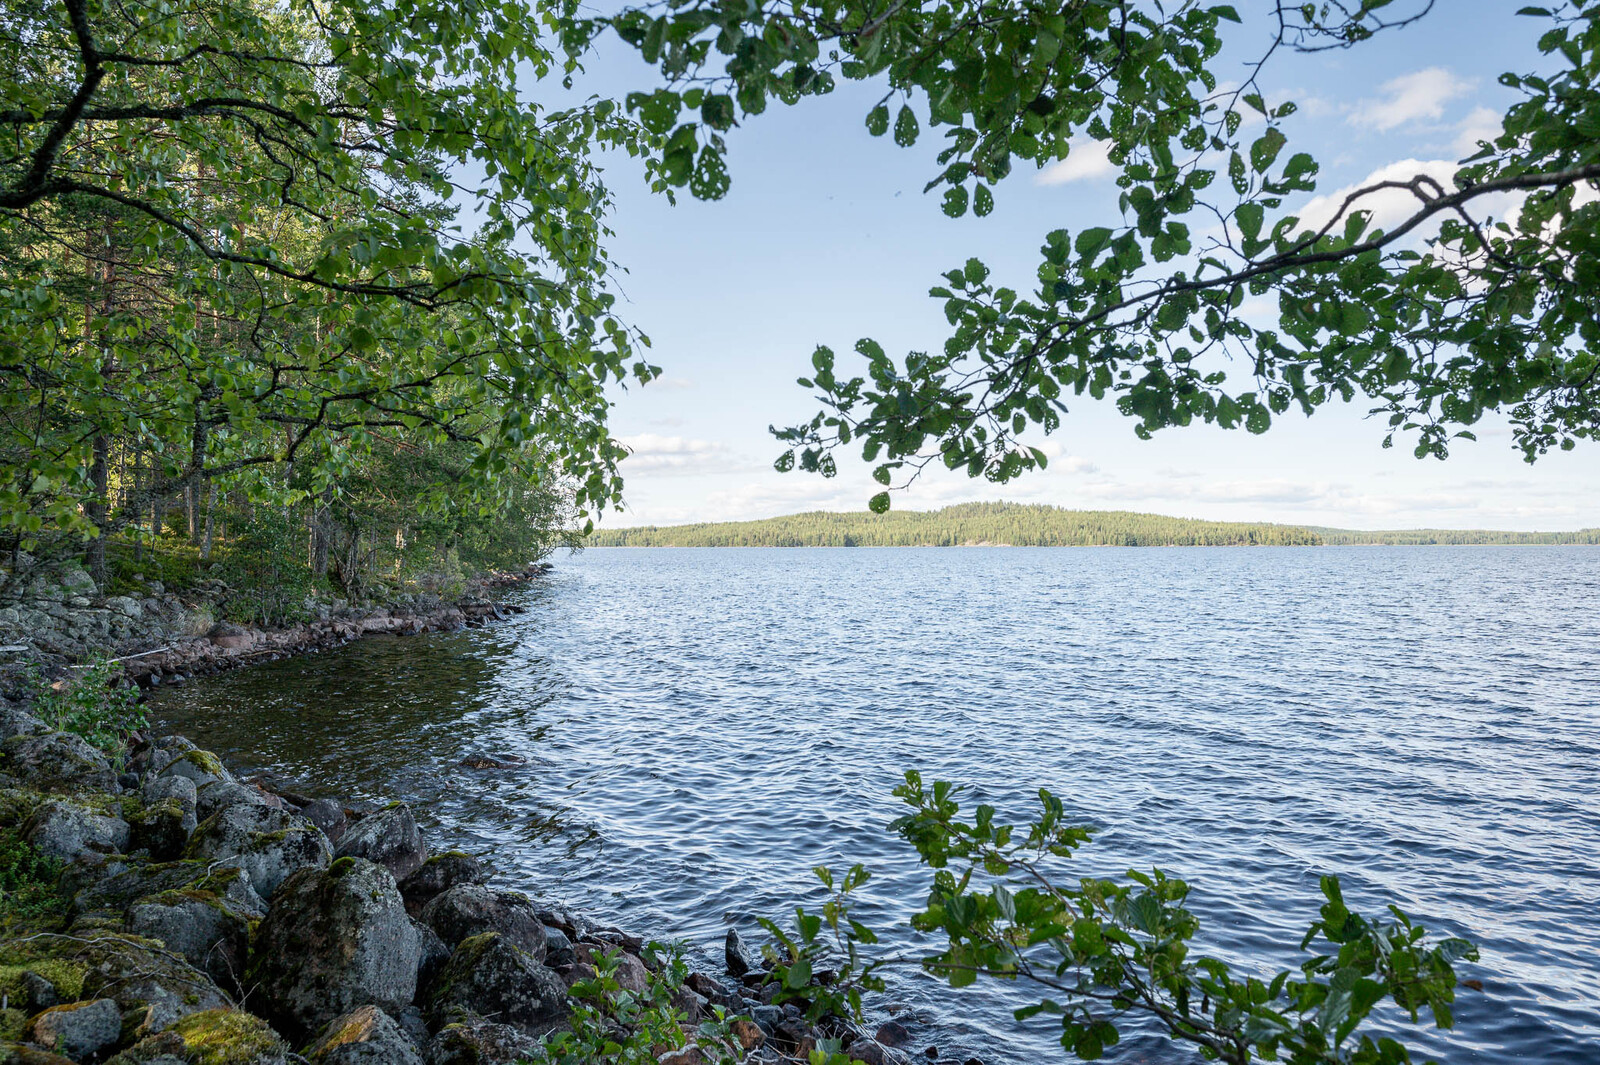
151 546 1600 1064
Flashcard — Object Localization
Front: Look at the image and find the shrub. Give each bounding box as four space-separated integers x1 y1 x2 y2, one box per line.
28 658 146 758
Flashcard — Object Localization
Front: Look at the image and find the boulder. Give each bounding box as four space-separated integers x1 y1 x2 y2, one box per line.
1 733 117 794
0 707 49 740
420 886 546 962
21 998 121 1061
574 944 647 994
426 933 566 1033
24 800 129 862
334 803 426 881
412 921 451 1001
156 749 231 790
186 804 331 898
724 928 761 979
305 1006 422 1065
194 781 273 822
246 857 421 1042
126 798 191 861
399 853 486 915
140 775 197 815
125 887 256 993
106 1009 294 1065
74 930 232 1033
422 1014 540 1065
104 596 142 620
73 860 242 917
296 800 347 843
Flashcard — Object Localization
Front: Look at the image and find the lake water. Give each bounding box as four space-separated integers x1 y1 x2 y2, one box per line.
150 547 1600 1064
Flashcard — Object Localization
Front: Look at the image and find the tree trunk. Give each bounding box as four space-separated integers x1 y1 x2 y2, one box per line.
201 480 216 559
311 486 333 578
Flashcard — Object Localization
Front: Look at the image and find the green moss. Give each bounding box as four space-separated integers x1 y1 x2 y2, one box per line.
0 955 87 1005
171 750 225 778
168 1008 285 1065
327 856 357 877
0 827 66 930
0 1008 22 1041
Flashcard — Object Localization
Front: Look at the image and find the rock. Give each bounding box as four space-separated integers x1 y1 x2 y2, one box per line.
246 857 421 1042
656 1049 705 1065
542 925 575 968
420 886 546 962
125 886 255 993
73 859 243 917
426 933 566 1033
296 799 347 843
19 972 60 1014
729 1018 764 1050
725 928 761 978
108 1008 294 1065
399 853 486 914
412 920 451 1001
848 1041 911 1065
394 1007 430 1051
875 1020 912 1047
335 803 426 881
0 1042 78 1063
422 1015 540 1065
60 568 97 596
156 749 232 789
127 798 192 861
104 596 142 620
194 780 273 821
24 799 130 861
186 803 331 898
22 998 122 1061
0 707 49 739
306 1006 422 1065
75 930 232 1033
671 988 707 1028
574 944 647 994
1 732 118 793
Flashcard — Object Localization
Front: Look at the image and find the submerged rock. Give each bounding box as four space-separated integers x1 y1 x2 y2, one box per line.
335 803 427 881
247 857 421 1042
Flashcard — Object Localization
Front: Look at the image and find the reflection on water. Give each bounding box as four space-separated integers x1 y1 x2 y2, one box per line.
152 547 1600 1064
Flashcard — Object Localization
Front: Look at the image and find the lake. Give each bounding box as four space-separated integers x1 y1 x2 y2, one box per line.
150 547 1600 1063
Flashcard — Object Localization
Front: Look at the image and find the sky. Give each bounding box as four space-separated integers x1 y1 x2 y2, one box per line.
559 2 1600 531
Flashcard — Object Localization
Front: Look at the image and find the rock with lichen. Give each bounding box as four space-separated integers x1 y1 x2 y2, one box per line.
421 1013 541 1065
419 886 546 962
305 1005 421 1065
334 803 427 882
21 997 121 1061
125 884 258 994
23 799 130 862
0 733 118 795
398 853 487 917
104 1008 295 1065
246 858 420 1043
185 804 331 898
156 750 232 790
425 933 566 1034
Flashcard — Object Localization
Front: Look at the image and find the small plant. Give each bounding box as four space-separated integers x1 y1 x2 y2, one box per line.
0 828 66 929
769 772 1480 1065
29 658 146 758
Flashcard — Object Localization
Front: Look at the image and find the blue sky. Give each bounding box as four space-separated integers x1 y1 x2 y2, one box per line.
566 2 1600 531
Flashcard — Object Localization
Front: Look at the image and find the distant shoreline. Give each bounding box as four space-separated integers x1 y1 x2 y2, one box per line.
584 502 1600 549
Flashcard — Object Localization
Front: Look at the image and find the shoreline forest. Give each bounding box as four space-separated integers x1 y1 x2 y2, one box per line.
588 502 1600 548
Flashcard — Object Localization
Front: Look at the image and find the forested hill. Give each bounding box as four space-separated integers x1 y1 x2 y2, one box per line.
586 503 1324 547
1311 527 1600 545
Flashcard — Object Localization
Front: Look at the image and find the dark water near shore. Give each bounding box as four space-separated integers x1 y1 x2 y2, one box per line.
151 547 1600 1064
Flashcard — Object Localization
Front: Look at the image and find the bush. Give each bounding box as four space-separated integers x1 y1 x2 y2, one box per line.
0 828 66 930
28 658 146 758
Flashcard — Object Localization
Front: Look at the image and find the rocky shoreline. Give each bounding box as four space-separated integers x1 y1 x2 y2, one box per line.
0 698 939 1065
0 564 551 687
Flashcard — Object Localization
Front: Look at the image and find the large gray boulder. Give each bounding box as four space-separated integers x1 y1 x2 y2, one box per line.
422 1014 541 1065
186 803 331 897
22 998 122 1061
194 780 274 822
126 886 257 993
1 732 117 793
420 885 547 962
306 1006 423 1065
426 933 566 1033
335 803 427 881
246 857 421 1043
75 929 232 1033
399 852 486 915
156 749 232 789
24 799 129 862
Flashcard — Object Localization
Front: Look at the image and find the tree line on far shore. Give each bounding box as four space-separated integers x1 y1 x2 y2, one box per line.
588 502 1600 548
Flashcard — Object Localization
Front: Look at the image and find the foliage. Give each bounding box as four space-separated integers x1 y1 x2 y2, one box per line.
530 943 742 1065
600 1 1600 506
27 657 146 757
1310 526 1600 546
589 502 1323 547
0 828 66 930
759 863 886 1024
775 773 1479 1064
217 506 319 628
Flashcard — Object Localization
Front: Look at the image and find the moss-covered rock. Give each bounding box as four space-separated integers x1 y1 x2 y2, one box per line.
304 1005 420 1065
185 805 330 899
0 1042 78 1064
333 803 426 882
22 996 122 1062
155 751 230 790
421 1013 541 1065
125 885 256 995
0 734 117 796
72 929 232 1034
126 799 191 863
24 799 130 863
245 858 419 1043
108 1009 291 1065
397 852 486 916
426 933 565 1034
418 886 546 962
73 860 213 918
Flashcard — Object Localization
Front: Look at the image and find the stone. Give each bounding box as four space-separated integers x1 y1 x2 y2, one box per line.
246 858 421 1043
296 800 347 843
656 1049 705 1065
107 1009 294 1065
724 928 761 979
398 853 486 914
19 972 59 1014
412 920 451 1001
729 1019 764 1050
574 944 646 994
74 860 247 917
1 732 118 794
334 803 427 881
125 886 255 993
126 798 192 861
847 1041 910 1065
22 998 122 1061
542 925 575 968
670 988 707 1028
422 1015 540 1065
875 1021 912 1047
74 930 231 1033
157 749 232 789
186 803 331 898
305 1006 422 1065
24 800 130 861
426 933 566 1033
194 780 273 822
420 885 544 962
104 597 142 620
0 707 49 740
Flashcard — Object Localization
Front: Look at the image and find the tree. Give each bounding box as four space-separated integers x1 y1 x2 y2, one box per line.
600 0 1600 509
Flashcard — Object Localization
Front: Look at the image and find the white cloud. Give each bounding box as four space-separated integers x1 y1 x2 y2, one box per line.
1350 68 1474 132
618 434 736 475
1452 106 1502 159
1036 140 1115 186
1295 158 1460 235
